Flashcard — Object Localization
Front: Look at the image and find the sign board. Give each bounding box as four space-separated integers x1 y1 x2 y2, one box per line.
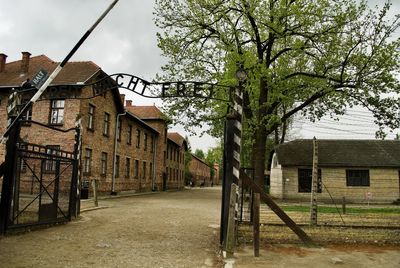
30 69 49 89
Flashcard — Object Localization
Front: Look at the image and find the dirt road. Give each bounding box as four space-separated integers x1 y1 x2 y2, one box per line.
0 187 223 268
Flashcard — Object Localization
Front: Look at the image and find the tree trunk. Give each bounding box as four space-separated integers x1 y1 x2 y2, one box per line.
253 78 269 188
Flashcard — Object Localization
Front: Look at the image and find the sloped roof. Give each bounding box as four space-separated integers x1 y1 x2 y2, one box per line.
276 139 400 168
125 111 159 134
0 54 124 113
0 55 100 87
126 105 165 120
167 132 188 150
191 154 211 167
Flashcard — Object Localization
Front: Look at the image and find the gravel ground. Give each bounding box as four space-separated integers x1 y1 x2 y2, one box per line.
0 187 223 268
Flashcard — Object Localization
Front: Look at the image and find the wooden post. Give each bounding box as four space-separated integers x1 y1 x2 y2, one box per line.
310 137 318 226
241 169 315 246
253 193 260 257
342 196 346 215
225 183 238 257
92 179 98 207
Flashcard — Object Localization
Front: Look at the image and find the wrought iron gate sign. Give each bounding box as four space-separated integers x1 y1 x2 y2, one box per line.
91 73 230 101
13 73 231 103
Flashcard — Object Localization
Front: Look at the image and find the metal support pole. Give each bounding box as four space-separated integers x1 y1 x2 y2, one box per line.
310 137 318 226
253 193 260 257
225 183 238 257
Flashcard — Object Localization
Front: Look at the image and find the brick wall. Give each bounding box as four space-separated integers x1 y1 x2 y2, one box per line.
140 119 168 191
189 156 211 186
166 140 185 190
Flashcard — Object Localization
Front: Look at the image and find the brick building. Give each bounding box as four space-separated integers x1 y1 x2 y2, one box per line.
126 106 188 191
0 52 188 195
213 163 220 185
167 132 188 190
189 154 212 187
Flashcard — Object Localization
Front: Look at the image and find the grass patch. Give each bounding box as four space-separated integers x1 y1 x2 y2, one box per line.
281 205 400 214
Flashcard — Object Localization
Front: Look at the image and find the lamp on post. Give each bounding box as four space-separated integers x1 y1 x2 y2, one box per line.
235 64 247 83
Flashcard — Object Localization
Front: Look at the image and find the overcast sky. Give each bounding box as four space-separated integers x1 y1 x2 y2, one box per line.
0 0 398 151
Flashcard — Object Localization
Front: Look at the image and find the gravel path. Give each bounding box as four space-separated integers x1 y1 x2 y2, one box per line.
0 187 223 268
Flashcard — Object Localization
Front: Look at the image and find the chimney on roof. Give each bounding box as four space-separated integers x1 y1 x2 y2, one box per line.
0 53 7 72
21 52 31 73
120 94 125 106
126 100 132 107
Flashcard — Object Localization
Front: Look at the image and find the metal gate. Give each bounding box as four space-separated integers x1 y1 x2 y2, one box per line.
0 121 80 233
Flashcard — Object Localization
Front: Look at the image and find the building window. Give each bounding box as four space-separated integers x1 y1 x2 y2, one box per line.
88 104 95 130
166 145 169 160
144 133 148 151
115 155 120 178
103 112 110 136
150 136 154 152
346 170 370 186
298 168 321 193
150 162 153 180
136 129 141 148
127 125 132 145
134 160 139 179
117 118 122 141
83 148 92 175
125 158 131 178
45 145 60 172
50 99 65 125
101 152 107 176
143 161 147 180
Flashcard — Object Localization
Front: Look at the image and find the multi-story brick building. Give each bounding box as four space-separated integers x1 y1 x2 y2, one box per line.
126 105 188 191
167 132 187 190
0 52 187 195
189 154 212 186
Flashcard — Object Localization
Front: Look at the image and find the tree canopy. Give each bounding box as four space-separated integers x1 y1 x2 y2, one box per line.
154 0 400 186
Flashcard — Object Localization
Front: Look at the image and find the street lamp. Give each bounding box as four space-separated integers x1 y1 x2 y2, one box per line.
235 64 247 82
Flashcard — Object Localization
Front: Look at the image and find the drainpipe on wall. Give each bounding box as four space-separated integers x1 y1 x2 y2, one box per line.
111 111 125 195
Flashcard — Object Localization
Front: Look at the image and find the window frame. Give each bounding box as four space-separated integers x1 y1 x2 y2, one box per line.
101 152 107 176
115 155 120 178
143 161 147 180
103 112 110 136
134 160 139 179
127 125 132 145
44 145 60 173
49 99 65 125
346 169 370 187
83 148 92 175
88 104 95 130
136 129 141 148
125 157 131 178
298 168 322 193
144 133 148 151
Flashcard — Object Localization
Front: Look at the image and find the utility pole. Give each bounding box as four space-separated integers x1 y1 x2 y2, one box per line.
310 137 318 226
